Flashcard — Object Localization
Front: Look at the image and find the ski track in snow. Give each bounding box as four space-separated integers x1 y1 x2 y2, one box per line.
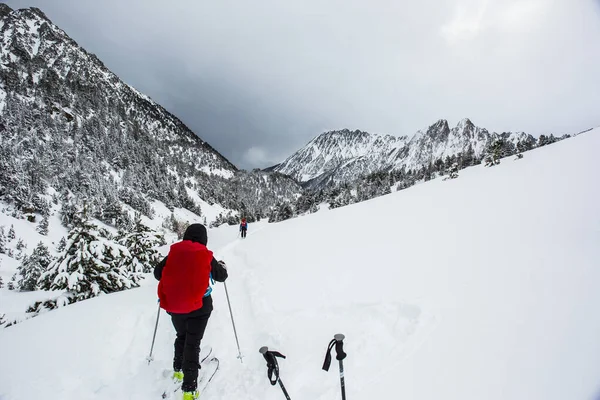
209 229 430 400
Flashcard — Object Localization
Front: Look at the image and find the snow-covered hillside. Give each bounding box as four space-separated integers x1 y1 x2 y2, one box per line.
0 4 303 224
1 129 599 400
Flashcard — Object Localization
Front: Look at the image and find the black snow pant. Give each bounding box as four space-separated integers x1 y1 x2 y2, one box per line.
241 228 247 238
170 296 213 392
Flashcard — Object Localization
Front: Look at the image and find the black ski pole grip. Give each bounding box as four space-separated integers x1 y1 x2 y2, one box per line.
334 334 347 361
260 346 287 386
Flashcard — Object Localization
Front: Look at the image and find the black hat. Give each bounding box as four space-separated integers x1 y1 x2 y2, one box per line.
183 223 208 245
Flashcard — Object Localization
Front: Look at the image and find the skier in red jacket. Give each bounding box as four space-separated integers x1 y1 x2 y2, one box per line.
154 223 228 400
239 218 248 238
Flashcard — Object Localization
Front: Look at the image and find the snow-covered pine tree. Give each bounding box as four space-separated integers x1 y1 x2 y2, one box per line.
8 224 15 241
37 215 49 235
7 274 16 290
444 162 459 180
0 228 5 254
16 242 52 291
16 238 25 251
37 206 136 308
515 141 526 160
15 238 27 260
57 236 67 252
484 139 503 167
118 213 164 274
0 275 3 288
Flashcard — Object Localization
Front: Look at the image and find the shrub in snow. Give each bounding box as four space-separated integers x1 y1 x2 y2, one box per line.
36 207 137 309
8 224 15 241
0 275 3 288
118 213 165 274
16 242 53 291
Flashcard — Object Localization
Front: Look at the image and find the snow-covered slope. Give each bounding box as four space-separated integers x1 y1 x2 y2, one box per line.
1 129 599 400
274 118 538 187
0 4 235 175
0 4 302 221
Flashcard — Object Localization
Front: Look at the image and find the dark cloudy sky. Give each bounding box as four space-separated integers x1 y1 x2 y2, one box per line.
6 0 600 169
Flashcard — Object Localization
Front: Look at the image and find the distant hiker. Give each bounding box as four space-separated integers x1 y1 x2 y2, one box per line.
154 223 228 400
239 218 248 238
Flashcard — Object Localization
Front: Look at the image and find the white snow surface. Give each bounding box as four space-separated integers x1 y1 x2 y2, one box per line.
1 130 600 399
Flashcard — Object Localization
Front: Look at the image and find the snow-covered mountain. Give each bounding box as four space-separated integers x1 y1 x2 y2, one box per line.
274 118 538 187
0 4 301 222
0 4 234 173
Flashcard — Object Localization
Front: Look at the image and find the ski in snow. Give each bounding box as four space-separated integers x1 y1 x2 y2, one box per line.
161 346 218 399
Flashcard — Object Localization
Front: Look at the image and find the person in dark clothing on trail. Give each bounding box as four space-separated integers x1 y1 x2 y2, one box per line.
154 223 228 400
239 218 248 238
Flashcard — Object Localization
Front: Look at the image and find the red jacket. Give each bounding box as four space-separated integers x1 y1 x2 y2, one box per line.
157 240 213 314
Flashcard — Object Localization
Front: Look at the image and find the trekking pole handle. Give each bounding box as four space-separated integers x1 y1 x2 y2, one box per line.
334 333 347 361
259 346 287 385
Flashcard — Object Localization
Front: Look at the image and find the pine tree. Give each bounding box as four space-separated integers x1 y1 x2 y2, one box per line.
0 275 4 289
0 228 5 254
444 163 459 180
57 236 67 252
118 213 164 275
8 225 15 241
37 215 49 235
16 242 53 291
484 139 503 167
16 238 25 251
38 206 135 305
7 274 16 290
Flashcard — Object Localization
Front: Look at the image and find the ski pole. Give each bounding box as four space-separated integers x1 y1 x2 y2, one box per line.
147 300 161 364
259 346 292 400
322 333 347 400
224 281 243 362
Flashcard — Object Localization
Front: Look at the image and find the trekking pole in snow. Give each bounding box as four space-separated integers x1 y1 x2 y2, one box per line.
322 333 347 400
259 346 292 400
147 300 161 364
224 281 244 362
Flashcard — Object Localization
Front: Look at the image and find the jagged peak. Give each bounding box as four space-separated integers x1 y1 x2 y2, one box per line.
313 128 371 142
0 3 13 19
423 119 450 139
457 118 474 128
21 7 51 21
432 119 449 129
